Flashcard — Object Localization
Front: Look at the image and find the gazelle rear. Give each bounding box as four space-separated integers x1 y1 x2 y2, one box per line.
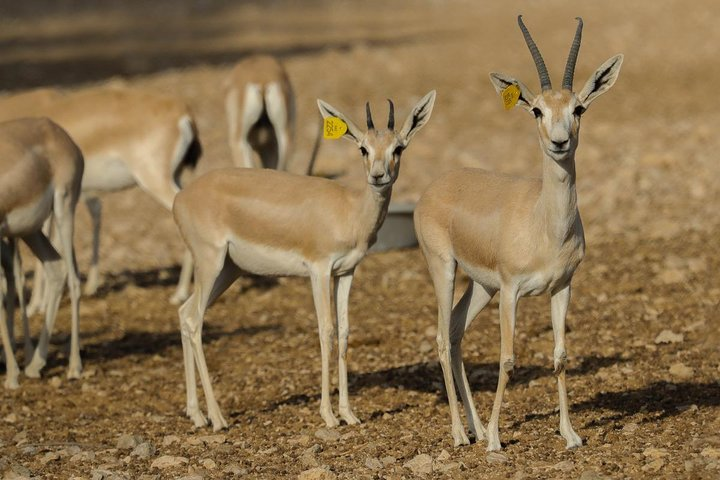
174 92 435 430
415 16 622 450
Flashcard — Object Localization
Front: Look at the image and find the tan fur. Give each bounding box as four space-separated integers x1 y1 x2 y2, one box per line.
0 117 83 388
174 92 436 431
0 86 200 302
416 49 622 450
225 55 295 170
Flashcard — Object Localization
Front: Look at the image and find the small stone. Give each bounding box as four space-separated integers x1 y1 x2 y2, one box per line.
151 455 189 469
579 470 609 480
404 453 433 475
197 434 226 445
622 422 639 435
553 460 574 472
288 435 311 446
40 451 62 464
643 447 670 459
641 459 665 473
300 452 319 468
486 452 508 464
297 466 337 480
419 341 433 354
656 269 685 284
13 431 28 445
436 461 461 473
654 330 683 344
116 434 143 450
131 442 156 459
162 435 180 446
701 447 720 459
91 469 113 480
49 376 62 388
669 363 694 379
222 464 245 475
201 458 217 469
177 475 203 480
70 451 96 463
380 455 396 466
185 437 204 446
314 428 341 442
3 413 18 424
436 449 451 462
365 457 383 470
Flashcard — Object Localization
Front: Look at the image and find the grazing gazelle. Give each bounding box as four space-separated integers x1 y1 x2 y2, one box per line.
0 117 83 388
225 55 295 171
415 16 622 450
174 91 436 430
0 86 201 305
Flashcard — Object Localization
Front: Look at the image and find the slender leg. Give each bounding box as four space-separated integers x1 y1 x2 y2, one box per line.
178 247 239 430
334 273 359 425
449 281 495 441
54 189 82 379
486 286 518 451
1 239 16 347
0 241 20 389
170 249 194 305
265 82 291 171
23 231 65 379
26 218 51 317
551 284 582 448
425 253 468 446
11 240 34 363
84 197 102 296
310 269 338 427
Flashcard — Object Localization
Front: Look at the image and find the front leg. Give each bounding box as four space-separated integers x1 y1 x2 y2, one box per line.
551 284 582 449
334 273 360 425
310 270 338 427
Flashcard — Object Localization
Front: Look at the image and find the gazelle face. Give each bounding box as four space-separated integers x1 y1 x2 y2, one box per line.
358 129 404 190
531 90 585 162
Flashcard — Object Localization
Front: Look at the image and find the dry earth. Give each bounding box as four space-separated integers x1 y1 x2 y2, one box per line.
0 1 719 478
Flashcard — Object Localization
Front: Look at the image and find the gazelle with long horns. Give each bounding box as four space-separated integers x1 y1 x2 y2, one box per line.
0 117 83 388
415 16 622 450
174 92 435 430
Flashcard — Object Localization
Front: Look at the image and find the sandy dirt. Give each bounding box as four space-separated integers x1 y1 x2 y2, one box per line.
0 0 719 478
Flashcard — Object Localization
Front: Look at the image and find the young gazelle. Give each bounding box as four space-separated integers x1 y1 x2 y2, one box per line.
174 92 435 430
0 86 201 305
225 55 295 171
415 17 622 450
0 117 83 387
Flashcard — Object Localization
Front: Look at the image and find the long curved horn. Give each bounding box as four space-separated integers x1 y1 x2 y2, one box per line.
562 17 583 90
366 101 375 130
517 15 552 91
387 99 395 130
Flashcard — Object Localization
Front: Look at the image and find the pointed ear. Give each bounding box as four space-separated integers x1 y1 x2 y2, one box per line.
577 54 623 107
316 99 364 144
399 90 436 144
489 72 536 112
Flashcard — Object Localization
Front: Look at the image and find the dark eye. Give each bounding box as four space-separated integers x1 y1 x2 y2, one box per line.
359 146 368 156
532 107 543 119
573 105 586 117
393 146 404 156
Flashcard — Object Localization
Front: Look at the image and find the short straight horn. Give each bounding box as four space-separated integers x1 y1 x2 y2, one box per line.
387 99 395 130
562 17 583 90
517 15 552 91
366 102 375 130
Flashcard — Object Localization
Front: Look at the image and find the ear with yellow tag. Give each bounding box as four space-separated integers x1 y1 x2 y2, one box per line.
323 117 348 140
501 84 521 110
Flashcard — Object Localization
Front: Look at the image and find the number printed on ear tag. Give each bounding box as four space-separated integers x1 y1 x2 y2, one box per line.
501 84 521 110
324 117 348 139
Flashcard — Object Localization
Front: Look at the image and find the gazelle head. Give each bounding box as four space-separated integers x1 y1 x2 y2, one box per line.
317 91 436 191
490 16 623 163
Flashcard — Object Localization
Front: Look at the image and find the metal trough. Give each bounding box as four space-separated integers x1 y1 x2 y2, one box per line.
370 202 418 252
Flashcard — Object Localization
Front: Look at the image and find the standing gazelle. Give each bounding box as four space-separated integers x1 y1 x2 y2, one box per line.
174 92 435 430
0 117 83 388
415 16 622 450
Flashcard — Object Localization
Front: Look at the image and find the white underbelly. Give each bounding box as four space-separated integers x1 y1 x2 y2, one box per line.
227 236 308 277
82 154 136 193
331 248 367 276
3 187 53 236
458 260 502 290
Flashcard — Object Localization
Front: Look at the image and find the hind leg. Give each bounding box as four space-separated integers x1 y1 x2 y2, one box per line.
84 196 102 296
0 240 20 389
265 82 292 171
10 239 34 363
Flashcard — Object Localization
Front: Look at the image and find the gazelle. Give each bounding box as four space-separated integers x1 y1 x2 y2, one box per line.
415 16 622 450
0 117 83 388
174 91 435 430
0 86 201 305
225 55 295 171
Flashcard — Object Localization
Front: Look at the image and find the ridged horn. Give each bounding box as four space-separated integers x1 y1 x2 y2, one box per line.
562 17 583 90
387 99 395 130
366 101 375 130
517 15 552 91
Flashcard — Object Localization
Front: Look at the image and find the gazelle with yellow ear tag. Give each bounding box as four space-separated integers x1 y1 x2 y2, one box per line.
415 16 622 450
173 91 435 430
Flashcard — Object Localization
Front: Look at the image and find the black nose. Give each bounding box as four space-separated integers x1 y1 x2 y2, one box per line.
372 173 384 180
552 139 568 148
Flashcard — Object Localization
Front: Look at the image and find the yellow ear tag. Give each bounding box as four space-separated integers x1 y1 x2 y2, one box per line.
323 117 348 139
501 84 521 110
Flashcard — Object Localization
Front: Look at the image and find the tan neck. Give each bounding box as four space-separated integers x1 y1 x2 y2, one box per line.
355 183 392 248
537 151 579 244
